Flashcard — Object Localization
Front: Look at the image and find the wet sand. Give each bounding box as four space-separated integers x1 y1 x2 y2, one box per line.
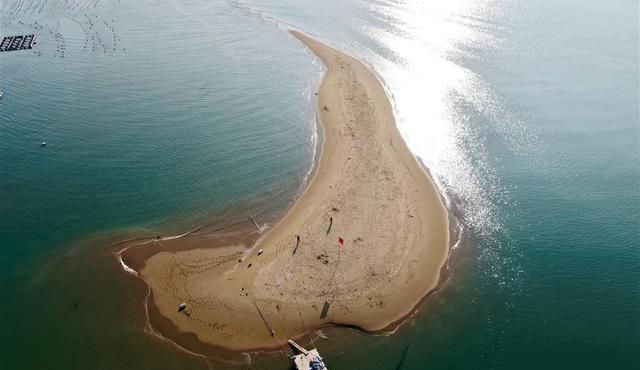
124 30 450 352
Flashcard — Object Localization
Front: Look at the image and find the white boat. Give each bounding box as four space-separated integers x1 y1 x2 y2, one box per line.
0 91 4 99
288 339 328 370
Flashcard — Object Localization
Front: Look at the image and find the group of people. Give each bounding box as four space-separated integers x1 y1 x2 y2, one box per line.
292 216 334 256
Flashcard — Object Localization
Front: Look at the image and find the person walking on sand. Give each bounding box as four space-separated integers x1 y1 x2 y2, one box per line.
293 235 301 255
326 216 333 235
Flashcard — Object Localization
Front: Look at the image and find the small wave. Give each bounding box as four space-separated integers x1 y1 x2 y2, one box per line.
299 108 321 192
117 253 138 276
157 230 193 241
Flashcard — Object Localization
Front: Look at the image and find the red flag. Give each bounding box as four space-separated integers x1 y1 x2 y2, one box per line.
338 237 344 246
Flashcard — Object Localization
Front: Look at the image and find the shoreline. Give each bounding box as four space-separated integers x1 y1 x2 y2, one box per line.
120 30 454 354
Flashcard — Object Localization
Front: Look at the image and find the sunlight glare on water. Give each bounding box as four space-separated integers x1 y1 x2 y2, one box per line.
229 0 531 287
371 2 502 225
362 0 532 286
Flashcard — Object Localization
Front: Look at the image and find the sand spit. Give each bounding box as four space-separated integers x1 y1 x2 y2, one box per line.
126 31 450 352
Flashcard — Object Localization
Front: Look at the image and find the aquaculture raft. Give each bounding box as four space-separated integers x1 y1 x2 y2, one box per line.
288 339 328 370
0 35 36 52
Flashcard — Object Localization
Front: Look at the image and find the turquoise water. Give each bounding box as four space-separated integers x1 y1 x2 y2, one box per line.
1 0 638 369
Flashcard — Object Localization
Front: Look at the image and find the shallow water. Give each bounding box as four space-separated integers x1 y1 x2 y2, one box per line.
1 0 638 369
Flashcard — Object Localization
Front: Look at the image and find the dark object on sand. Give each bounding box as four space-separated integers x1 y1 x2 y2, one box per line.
316 254 329 264
178 302 187 312
293 235 301 255
320 301 330 319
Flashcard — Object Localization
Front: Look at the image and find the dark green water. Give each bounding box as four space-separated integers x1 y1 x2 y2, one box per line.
1 0 638 369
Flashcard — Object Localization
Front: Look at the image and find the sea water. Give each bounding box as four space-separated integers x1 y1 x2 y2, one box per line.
0 0 637 369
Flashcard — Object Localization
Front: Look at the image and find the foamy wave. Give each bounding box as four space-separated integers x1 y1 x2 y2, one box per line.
117 253 138 276
157 230 192 241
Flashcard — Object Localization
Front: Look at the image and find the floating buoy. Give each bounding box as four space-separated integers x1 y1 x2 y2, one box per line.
40 142 46 147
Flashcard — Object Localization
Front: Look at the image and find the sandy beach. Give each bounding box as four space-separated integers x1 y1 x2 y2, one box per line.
125 31 450 352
